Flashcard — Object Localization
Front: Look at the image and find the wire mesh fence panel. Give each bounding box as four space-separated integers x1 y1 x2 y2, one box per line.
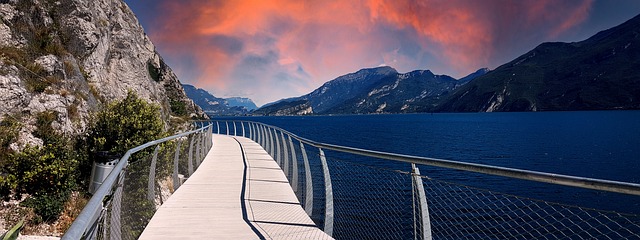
301 142 327 229
325 155 416 240
420 176 640 240
289 139 310 213
119 152 156 240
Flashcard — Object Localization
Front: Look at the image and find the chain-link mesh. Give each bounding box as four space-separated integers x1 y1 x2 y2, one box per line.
422 176 640 239
315 152 640 240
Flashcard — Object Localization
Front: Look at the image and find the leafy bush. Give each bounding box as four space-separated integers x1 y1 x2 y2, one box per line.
21 191 70 223
87 90 166 158
0 116 20 149
0 111 78 222
1 141 78 197
169 99 187 116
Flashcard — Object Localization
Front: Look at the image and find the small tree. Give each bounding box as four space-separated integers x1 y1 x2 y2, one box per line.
85 90 167 237
86 90 166 159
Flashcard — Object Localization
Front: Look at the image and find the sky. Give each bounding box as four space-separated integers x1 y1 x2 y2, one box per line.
124 0 640 106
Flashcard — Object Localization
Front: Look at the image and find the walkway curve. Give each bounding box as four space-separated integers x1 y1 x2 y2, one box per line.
139 134 332 239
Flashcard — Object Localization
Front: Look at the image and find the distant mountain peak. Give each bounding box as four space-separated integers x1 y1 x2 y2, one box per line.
458 68 491 82
225 97 258 111
256 66 462 115
182 84 256 115
358 66 398 75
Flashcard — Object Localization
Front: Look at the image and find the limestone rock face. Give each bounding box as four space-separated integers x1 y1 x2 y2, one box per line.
0 0 205 149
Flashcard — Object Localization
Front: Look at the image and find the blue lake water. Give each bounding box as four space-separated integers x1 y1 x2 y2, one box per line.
212 111 640 217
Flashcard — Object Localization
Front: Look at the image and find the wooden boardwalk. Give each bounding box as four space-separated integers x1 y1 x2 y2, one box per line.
139 134 332 239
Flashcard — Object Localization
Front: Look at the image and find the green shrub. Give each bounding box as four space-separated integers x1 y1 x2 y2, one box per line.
87 90 166 158
21 191 70 223
0 111 78 202
0 116 20 149
0 116 21 199
1 142 78 196
169 99 187 116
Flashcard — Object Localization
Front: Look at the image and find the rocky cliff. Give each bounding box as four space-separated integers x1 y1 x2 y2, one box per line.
0 0 205 149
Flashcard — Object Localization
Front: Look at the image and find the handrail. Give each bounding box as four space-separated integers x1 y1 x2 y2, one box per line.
238 121 640 196
62 124 212 240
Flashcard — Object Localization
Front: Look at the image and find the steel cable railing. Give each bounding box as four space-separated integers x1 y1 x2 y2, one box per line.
211 120 640 240
63 123 213 240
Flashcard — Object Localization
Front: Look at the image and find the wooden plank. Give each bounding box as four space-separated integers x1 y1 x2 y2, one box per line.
140 134 332 239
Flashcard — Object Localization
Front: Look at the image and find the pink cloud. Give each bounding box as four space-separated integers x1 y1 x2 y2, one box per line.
146 0 594 105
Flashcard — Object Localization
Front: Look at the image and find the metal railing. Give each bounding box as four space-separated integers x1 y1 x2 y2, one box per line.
211 120 640 239
63 123 213 240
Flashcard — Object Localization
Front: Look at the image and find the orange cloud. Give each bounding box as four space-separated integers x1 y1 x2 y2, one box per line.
145 0 594 105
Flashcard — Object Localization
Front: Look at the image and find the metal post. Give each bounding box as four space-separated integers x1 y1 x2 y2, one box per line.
301 142 313 216
264 126 269 154
258 124 263 147
225 121 229 135
208 126 211 148
203 130 207 160
200 131 206 165
281 131 289 178
265 125 270 151
173 139 183 190
275 129 282 166
269 128 275 158
319 148 333 236
263 125 269 150
195 132 201 167
210 124 213 148
412 164 432 240
256 124 262 146
288 135 298 192
148 145 160 202
241 121 245 137
264 125 269 150
188 135 195 176
216 121 220 134
233 121 237 136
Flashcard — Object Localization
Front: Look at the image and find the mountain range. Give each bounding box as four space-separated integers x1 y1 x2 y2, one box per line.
436 14 640 112
254 13 640 115
253 66 487 115
182 84 257 115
